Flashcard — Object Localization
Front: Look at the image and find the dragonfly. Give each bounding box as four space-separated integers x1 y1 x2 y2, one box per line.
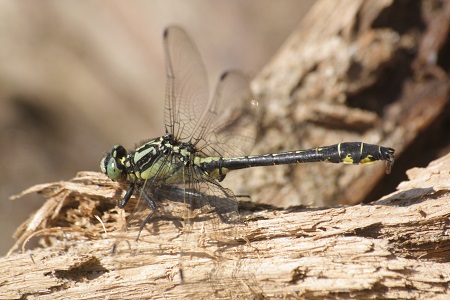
100 26 395 240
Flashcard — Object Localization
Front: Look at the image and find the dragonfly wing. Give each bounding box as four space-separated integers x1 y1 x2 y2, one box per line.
152 165 240 224
163 26 210 142
194 71 258 158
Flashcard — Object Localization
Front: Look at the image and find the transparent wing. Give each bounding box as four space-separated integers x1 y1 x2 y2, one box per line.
147 165 240 225
164 27 257 158
194 71 258 158
163 26 209 142
187 166 240 224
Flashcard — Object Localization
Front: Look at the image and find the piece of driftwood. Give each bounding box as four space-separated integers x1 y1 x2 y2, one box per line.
1 153 450 299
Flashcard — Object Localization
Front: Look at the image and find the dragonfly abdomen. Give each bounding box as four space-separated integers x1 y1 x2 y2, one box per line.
202 142 395 175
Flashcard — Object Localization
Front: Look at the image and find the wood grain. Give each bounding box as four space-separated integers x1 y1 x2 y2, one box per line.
2 150 449 298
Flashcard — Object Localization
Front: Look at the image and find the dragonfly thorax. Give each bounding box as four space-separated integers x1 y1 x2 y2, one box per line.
101 134 200 186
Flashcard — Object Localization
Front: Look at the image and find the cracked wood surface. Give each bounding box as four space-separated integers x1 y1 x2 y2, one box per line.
1 151 450 299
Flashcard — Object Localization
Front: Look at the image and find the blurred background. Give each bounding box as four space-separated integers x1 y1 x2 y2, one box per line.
0 1 315 255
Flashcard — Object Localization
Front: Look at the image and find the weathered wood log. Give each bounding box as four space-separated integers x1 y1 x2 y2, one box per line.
1 152 449 299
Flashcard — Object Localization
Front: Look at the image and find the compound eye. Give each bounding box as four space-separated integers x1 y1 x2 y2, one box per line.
106 156 122 180
100 145 127 180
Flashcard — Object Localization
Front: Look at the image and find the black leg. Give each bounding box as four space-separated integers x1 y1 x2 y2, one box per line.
119 184 135 208
136 191 157 241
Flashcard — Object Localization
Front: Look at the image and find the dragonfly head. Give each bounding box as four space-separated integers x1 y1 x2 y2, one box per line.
100 145 127 181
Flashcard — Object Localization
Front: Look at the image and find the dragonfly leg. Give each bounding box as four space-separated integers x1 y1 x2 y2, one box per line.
136 191 157 241
119 184 135 208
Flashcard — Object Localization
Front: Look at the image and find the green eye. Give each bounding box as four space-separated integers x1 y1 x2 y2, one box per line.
100 145 127 180
107 157 122 180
